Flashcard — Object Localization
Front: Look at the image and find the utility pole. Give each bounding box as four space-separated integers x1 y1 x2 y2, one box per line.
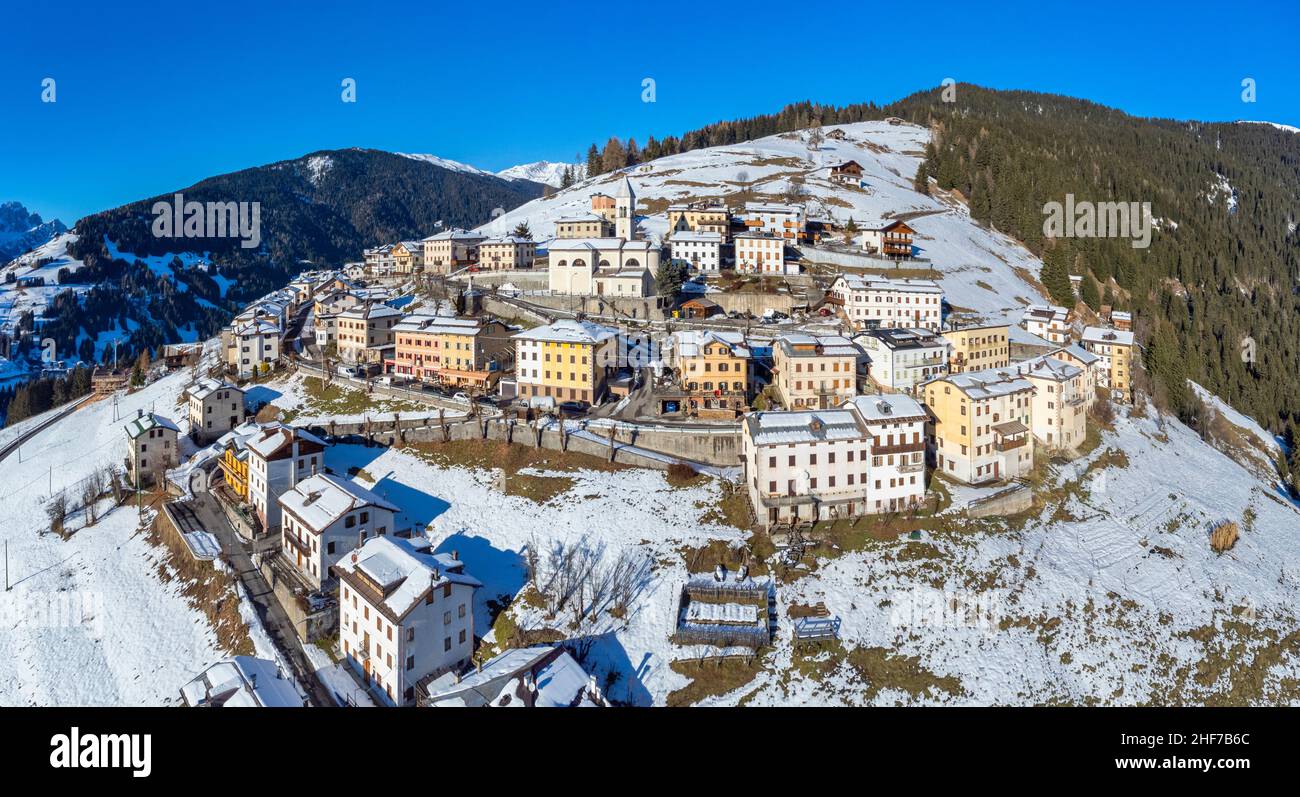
5 539 9 591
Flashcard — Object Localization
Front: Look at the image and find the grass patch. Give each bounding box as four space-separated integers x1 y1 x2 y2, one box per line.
665 462 704 488
299 376 425 417
667 656 766 707
406 439 624 504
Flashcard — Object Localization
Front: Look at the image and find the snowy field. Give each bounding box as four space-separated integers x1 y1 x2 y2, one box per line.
0 370 224 706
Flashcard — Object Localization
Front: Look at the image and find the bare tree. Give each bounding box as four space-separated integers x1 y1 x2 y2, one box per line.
45 490 68 537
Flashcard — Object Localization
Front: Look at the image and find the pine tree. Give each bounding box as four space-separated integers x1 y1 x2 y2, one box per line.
913 162 930 195
1040 242 1074 306
585 145 602 178
512 221 533 240
1081 274 1101 310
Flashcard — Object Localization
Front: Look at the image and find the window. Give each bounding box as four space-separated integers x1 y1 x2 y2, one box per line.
406 655 415 671
444 637 452 652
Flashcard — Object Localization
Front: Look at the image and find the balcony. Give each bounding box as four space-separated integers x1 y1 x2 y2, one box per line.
872 442 925 456
995 436 1027 452
283 531 312 557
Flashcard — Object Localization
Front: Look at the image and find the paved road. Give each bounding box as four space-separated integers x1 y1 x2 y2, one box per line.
191 491 336 707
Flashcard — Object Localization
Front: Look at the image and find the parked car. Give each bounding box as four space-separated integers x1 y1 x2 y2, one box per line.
558 400 587 415
452 391 471 403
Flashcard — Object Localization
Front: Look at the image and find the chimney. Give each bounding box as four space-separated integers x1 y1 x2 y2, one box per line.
137 408 144 419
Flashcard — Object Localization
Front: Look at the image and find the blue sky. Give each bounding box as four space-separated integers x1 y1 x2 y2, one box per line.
2 0 1297 224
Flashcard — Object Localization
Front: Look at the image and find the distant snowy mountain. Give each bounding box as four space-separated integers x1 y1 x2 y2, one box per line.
496 160 585 188
395 152 498 178
0 201 68 264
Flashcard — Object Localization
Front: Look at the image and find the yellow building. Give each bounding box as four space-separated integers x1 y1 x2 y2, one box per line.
771 334 862 409
389 314 511 391
923 367 1035 484
671 330 751 417
667 202 731 240
391 241 423 275
942 324 1010 374
220 443 250 499
512 320 619 405
1081 326 1135 403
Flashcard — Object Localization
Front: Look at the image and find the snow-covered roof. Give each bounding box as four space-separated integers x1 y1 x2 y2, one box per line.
1013 355 1084 383
546 237 656 253
776 334 861 359
512 319 618 345
335 535 480 620
123 411 179 439
1081 326 1135 346
279 473 400 533
842 394 927 422
1054 343 1101 366
670 231 724 244
673 329 751 359
744 408 867 446
245 424 326 460
744 201 801 215
1022 304 1070 323
940 367 1036 400
180 656 302 707
833 274 943 294
184 377 242 402
393 314 482 336
339 303 403 321
421 645 602 708
854 328 945 351
422 228 487 242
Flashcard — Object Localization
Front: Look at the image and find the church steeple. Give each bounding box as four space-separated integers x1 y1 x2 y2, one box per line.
614 176 636 240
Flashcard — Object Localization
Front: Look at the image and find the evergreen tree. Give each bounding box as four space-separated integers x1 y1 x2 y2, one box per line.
1080 273 1101 310
913 162 930 195
585 144 602 178
1040 242 1074 306
512 221 533 240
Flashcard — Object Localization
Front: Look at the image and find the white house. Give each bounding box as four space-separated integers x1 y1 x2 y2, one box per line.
123 409 180 488
734 232 794 275
419 645 608 707
739 392 927 528
669 231 723 273
180 656 304 707
229 320 281 378
1012 355 1088 450
842 394 928 513
854 328 948 393
279 473 400 590
183 378 245 443
245 424 328 535
830 274 944 331
334 535 481 707
742 202 803 240
1021 304 1074 345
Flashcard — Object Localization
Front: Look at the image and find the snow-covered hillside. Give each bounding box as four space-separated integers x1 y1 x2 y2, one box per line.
477 121 1050 330
0 370 226 705
496 160 585 188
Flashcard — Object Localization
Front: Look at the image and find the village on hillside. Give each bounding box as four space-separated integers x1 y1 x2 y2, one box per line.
2 121 1291 710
